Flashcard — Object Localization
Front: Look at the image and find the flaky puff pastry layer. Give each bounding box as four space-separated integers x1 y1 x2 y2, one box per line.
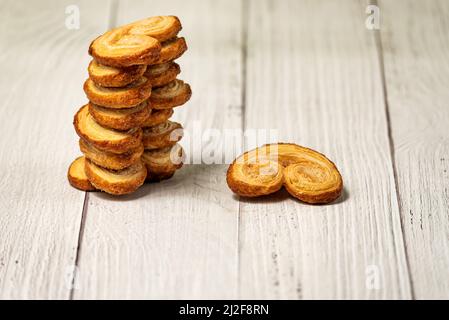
128 16 182 42
227 143 343 204
150 79 191 110
141 144 184 182
142 108 174 128
227 159 284 197
88 101 150 131
89 16 181 67
88 60 147 88
74 105 143 154
85 158 147 195
84 77 152 109
79 139 143 170
144 62 180 88
153 37 187 65
142 120 183 150
68 156 96 191
89 26 161 67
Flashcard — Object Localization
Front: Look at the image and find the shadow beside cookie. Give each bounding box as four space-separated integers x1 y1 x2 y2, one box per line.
234 188 291 204
234 186 349 206
92 184 152 202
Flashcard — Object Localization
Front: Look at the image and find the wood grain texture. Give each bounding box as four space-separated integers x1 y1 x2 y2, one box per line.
73 0 243 299
0 0 111 299
240 0 412 299
379 0 449 299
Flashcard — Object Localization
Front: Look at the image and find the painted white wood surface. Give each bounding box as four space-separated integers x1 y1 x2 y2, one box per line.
0 0 111 299
379 0 449 299
73 0 243 299
240 0 411 299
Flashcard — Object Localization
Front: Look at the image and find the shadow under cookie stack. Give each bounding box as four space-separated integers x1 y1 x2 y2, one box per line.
68 16 191 195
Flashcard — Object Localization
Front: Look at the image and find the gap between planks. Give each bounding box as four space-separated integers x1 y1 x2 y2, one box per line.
372 0 415 299
69 192 89 300
237 0 249 299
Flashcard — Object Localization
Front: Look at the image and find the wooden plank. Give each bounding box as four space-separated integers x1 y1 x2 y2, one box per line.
0 0 111 299
240 0 412 299
73 0 242 299
379 0 449 299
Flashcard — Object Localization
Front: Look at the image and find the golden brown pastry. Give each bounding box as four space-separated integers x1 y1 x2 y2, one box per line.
153 37 187 65
79 139 143 170
227 143 343 204
142 120 183 150
88 60 147 88
89 26 161 67
227 159 283 197
84 77 152 109
68 156 96 191
85 158 147 195
144 62 180 88
128 16 182 42
141 144 184 182
88 101 150 131
74 105 143 154
89 16 181 67
150 79 191 109
142 108 174 127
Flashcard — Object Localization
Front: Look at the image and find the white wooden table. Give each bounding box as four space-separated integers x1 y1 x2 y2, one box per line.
0 0 448 299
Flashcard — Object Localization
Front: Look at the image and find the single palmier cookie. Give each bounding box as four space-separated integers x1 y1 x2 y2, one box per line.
142 120 183 150
141 144 185 182
227 143 343 204
142 108 174 128
153 37 187 65
150 79 192 110
144 62 180 88
128 16 182 42
88 101 150 131
88 60 147 88
84 77 152 109
85 158 147 195
68 156 96 191
89 26 161 67
79 139 144 170
74 105 143 154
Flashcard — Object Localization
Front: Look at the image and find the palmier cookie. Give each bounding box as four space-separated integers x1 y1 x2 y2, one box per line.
79 139 144 170
226 143 343 204
74 105 143 154
89 26 161 67
144 62 180 88
142 120 183 150
141 144 185 182
89 16 181 67
85 158 147 195
88 60 147 88
153 37 187 65
68 156 96 191
84 77 151 109
128 16 182 42
150 79 191 110
88 101 150 131
142 108 174 128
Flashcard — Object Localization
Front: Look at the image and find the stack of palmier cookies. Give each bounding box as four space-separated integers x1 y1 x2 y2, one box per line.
68 16 191 195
